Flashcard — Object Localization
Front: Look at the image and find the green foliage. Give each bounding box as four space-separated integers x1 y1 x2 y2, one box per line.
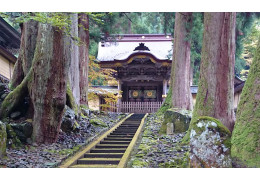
240 19 260 79
235 13 256 76
88 12 176 58
190 13 204 85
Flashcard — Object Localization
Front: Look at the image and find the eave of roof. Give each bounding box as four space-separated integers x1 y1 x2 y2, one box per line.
0 45 17 63
99 51 172 66
0 17 21 49
104 34 173 42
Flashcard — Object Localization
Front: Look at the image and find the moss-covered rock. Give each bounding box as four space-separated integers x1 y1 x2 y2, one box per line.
90 119 107 127
5 124 22 148
159 108 192 134
0 121 7 158
189 116 232 168
10 120 33 142
61 105 80 133
231 37 260 168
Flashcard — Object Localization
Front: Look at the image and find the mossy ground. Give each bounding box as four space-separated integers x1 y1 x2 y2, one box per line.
44 145 81 156
128 113 190 168
89 119 107 127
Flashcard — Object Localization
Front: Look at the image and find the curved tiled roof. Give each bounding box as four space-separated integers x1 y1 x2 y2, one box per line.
97 34 173 62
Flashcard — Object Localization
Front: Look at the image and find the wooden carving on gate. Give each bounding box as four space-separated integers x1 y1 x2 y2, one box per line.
129 90 142 99
144 90 156 99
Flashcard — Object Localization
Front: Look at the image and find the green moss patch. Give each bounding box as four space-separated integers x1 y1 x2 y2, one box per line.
157 86 172 116
90 119 107 127
0 121 7 157
66 83 78 115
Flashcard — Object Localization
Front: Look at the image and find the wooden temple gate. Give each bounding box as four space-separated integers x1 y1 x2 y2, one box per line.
98 35 173 114
107 101 163 113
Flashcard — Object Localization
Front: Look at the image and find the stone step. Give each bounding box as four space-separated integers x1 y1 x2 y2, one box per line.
110 132 135 135
109 134 135 136
100 141 130 144
116 127 138 129
84 153 124 158
113 130 136 134
117 127 139 129
116 128 138 130
77 158 121 165
124 121 141 123
90 148 126 153
107 135 134 138
104 138 132 141
95 144 129 149
70 164 117 168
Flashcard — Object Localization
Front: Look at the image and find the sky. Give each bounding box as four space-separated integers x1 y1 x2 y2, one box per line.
1 0 259 12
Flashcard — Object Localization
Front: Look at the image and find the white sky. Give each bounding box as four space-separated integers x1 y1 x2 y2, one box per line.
0 0 259 12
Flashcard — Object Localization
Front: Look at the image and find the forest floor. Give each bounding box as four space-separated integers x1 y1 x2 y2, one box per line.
128 113 190 168
0 112 189 168
0 112 127 168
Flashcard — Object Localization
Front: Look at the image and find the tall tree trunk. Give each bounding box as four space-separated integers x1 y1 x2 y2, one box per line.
183 12 236 143
0 13 72 144
231 36 260 168
171 12 193 110
68 14 80 109
30 23 70 144
78 13 89 105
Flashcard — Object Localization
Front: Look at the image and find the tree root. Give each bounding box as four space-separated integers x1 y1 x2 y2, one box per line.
0 70 32 119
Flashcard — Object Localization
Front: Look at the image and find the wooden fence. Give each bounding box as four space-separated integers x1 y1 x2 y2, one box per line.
103 101 163 113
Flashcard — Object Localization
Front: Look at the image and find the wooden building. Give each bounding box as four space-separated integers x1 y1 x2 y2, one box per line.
0 17 20 83
97 34 172 113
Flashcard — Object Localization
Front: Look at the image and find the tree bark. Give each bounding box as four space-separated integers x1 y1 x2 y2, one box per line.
183 12 236 143
68 13 80 109
231 36 260 168
78 13 90 105
10 20 38 89
171 12 193 110
30 23 70 144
